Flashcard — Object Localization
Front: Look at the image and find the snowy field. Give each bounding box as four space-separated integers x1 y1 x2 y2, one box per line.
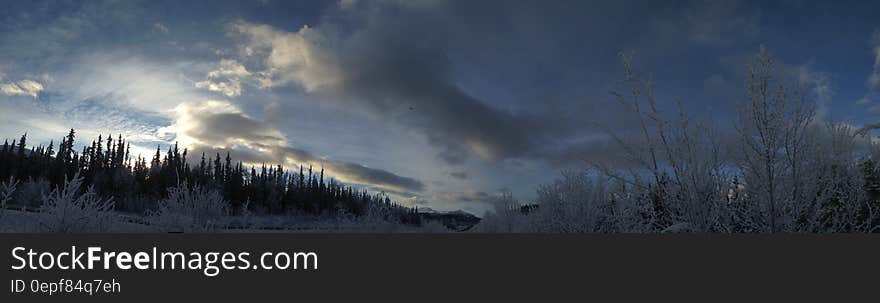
0 176 459 233
0 208 453 233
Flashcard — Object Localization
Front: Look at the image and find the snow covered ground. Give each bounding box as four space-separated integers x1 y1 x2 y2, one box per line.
0 198 473 233
0 209 150 232
0 174 463 233
0 208 459 233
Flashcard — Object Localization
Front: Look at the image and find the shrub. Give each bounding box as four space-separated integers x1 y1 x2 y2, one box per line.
0 177 18 223
14 178 50 208
476 191 530 232
149 183 229 232
476 49 880 233
39 173 117 233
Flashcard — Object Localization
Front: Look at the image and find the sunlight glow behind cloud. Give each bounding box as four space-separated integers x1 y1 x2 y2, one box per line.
0 80 43 98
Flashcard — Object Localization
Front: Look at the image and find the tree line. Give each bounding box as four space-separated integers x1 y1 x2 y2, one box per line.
479 48 880 233
0 130 421 224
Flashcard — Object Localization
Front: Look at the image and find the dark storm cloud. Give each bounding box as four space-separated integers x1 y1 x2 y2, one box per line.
318 157 426 194
225 0 771 169
271 146 425 193
187 112 286 147
430 191 495 205
228 1 650 166
230 20 534 164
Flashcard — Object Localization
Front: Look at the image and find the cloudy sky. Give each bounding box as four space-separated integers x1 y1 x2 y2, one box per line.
1 0 879 214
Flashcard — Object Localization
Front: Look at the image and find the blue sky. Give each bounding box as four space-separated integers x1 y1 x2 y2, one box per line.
1 0 879 215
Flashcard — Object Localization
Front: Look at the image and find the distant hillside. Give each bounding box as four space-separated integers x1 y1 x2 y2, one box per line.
418 209 480 231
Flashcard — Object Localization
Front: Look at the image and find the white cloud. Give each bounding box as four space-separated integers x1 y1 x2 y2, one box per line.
153 22 169 34
55 53 205 114
230 21 341 91
208 59 251 78
194 59 251 97
0 80 44 98
796 65 833 119
859 30 880 105
195 79 242 97
157 100 282 149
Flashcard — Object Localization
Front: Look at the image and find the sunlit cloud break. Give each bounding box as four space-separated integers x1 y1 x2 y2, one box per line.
0 80 43 98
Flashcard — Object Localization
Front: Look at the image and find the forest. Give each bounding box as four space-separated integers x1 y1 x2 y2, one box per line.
0 128 451 232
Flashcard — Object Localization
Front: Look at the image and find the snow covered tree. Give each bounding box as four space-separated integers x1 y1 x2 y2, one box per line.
39 173 116 233
735 47 816 232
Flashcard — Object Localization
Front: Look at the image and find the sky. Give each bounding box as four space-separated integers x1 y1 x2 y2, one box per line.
1 0 879 215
